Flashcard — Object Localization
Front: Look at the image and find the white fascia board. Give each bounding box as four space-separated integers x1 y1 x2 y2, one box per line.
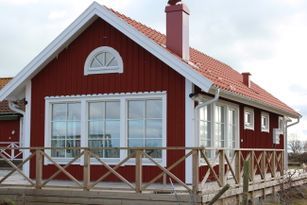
0 2 212 101
211 87 301 119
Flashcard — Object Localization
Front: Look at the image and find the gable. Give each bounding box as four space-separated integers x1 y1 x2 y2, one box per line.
0 2 212 102
32 18 185 96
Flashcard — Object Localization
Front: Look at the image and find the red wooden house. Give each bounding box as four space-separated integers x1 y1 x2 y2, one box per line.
0 78 21 147
0 1 301 184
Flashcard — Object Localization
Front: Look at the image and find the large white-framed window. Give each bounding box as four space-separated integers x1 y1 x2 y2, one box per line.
44 92 167 165
261 112 270 133
244 107 254 130
84 46 124 75
198 99 239 158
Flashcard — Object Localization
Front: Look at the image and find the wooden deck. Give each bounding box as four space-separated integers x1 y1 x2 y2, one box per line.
0 147 306 204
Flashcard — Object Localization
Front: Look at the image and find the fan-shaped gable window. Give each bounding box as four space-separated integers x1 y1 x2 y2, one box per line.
84 46 123 75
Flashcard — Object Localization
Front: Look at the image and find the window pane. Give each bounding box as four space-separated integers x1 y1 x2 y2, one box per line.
105 52 117 67
106 101 120 119
67 121 81 139
89 102 105 120
104 139 120 158
88 140 104 157
146 139 162 158
51 122 66 139
128 120 145 139
68 103 81 121
128 101 145 119
105 120 120 139
52 104 66 121
66 140 80 158
128 139 144 147
89 121 104 138
146 119 162 138
51 140 65 157
146 100 162 118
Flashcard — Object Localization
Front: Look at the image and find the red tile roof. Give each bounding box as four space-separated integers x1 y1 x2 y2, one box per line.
113 10 299 117
0 78 15 114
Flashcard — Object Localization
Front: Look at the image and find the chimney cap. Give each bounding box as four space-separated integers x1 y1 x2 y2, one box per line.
242 72 251 76
168 0 181 5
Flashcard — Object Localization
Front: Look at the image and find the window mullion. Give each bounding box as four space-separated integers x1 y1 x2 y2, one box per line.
120 98 126 160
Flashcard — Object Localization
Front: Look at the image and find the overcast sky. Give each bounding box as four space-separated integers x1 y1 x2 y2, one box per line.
0 0 306 140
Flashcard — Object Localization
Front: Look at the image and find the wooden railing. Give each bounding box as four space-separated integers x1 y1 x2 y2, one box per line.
0 142 22 161
0 147 284 194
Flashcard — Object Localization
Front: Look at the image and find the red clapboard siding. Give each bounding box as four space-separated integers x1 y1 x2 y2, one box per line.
240 105 284 149
0 119 20 142
30 18 186 182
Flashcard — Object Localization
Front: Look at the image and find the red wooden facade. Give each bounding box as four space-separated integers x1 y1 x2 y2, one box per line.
28 15 286 182
30 18 186 181
0 119 20 143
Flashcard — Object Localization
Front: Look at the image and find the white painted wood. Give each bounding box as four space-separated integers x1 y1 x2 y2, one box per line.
44 91 167 166
23 81 31 177
185 79 194 184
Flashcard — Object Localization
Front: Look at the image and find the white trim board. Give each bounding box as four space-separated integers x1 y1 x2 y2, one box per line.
0 2 212 101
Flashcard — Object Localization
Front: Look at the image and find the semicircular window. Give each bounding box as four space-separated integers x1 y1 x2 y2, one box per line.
84 46 123 75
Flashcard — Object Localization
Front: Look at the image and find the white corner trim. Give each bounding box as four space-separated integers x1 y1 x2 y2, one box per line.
84 46 124 75
23 81 31 177
0 2 212 101
185 79 194 184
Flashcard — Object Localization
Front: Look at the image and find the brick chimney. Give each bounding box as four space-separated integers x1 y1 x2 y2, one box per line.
242 72 251 88
165 1 190 61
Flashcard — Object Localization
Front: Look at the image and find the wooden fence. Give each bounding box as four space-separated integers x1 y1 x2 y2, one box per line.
0 147 284 194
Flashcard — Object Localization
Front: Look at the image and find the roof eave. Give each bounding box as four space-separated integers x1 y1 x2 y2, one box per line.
209 86 301 119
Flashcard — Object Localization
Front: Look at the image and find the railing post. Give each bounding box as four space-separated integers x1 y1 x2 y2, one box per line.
235 150 241 185
219 149 225 186
83 148 90 191
135 149 143 193
261 151 266 180
280 151 284 176
250 151 255 182
192 148 199 193
272 151 276 178
35 149 43 189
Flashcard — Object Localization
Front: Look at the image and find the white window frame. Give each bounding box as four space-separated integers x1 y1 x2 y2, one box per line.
244 107 254 130
197 98 240 161
44 92 167 166
261 112 270 133
84 46 124 75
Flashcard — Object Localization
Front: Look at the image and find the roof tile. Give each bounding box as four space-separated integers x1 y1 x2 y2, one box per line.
112 10 298 117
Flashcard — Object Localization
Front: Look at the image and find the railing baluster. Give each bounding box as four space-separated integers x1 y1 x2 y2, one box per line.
219 149 225 186
272 151 276 178
83 148 90 191
135 149 143 193
250 150 255 182
35 149 43 189
235 150 241 185
192 148 199 193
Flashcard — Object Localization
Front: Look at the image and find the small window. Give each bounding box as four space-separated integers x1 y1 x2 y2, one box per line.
278 116 284 133
84 46 123 75
261 112 270 132
244 107 254 130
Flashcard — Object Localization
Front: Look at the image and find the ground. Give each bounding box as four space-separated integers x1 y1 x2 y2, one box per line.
263 184 307 205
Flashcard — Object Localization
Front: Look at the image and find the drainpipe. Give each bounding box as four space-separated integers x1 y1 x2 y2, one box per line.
284 116 301 170
8 100 25 147
8 100 25 116
190 89 220 146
